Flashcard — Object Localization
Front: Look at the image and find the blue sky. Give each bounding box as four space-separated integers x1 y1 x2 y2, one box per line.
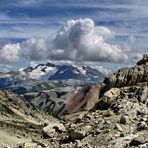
0 0 148 73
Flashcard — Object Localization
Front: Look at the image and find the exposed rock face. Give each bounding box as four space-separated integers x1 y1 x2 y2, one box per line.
129 133 148 146
97 82 148 110
103 54 148 90
27 86 78 117
28 85 101 117
62 85 101 116
137 54 148 65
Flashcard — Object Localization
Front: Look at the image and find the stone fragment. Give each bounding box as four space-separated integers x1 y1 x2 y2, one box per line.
43 122 65 138
137 121 147 131
70 125 92 140
120 115 130 124
115 123 123 132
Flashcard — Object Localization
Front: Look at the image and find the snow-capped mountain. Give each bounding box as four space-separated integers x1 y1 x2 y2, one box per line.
0 62 105 89
22 63 104 81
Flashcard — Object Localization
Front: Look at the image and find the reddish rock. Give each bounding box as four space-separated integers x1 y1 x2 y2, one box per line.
61 85 100 115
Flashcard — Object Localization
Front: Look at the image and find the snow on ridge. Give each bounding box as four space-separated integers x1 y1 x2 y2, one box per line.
77 67 86 75
28 66 57 80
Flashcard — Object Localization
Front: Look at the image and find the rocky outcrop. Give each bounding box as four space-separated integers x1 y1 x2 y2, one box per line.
97 82 148 110
103 54 148 90
137 54 148 65
61 85 101 116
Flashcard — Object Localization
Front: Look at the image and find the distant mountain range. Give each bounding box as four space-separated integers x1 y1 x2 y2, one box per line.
0 62 105 89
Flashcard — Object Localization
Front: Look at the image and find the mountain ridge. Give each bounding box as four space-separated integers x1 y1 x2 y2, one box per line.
0 62 104 89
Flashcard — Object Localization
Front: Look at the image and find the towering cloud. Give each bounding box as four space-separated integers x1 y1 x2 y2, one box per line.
52 18 128 62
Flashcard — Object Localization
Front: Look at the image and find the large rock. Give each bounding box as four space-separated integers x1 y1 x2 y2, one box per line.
96 88 120 109
103 54 148 90
96 82 148 118
70 125 92 140
137 54 148 65
129 133 148 146
42 122 66 138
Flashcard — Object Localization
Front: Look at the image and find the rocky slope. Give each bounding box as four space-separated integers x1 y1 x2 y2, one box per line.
51 54 147 147
0 54 147 148
0 90 62 147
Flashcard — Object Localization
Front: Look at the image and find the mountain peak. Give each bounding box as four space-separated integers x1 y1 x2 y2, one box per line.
0 62 105 89
46 62 57 67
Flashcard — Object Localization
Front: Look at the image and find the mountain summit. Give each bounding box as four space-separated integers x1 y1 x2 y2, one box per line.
21 63 104 82
0 63 104 89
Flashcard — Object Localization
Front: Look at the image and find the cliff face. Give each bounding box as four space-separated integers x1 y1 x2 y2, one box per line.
103 54 148 90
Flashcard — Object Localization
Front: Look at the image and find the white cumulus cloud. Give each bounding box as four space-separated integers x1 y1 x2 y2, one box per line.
0 43 21 64
52 18 128 63
21 37 48 61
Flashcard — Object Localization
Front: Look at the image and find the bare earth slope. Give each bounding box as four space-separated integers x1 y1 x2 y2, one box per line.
0 90 61 147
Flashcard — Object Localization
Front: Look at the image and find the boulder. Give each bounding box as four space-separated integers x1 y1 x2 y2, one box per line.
115 123 123 132
137 121 147 131
96 88 120 109
42 122 66 138
70 125 92 140
120 115 130 124
129 133 148 146
137 54 148 65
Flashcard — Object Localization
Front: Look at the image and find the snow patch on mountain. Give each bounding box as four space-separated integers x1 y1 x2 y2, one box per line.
77 67 87 75
28 66 57 80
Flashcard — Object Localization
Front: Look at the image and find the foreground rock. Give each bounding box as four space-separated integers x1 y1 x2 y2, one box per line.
97 82 148 111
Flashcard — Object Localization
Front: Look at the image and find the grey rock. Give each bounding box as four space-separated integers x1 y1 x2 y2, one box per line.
115 123 123 132
42 122 66 138
97 88 120 109
137 121 147 131
120 115 130 124
70 125 92 140
103 54 148 90
137 54 148 65
129 134 148 146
